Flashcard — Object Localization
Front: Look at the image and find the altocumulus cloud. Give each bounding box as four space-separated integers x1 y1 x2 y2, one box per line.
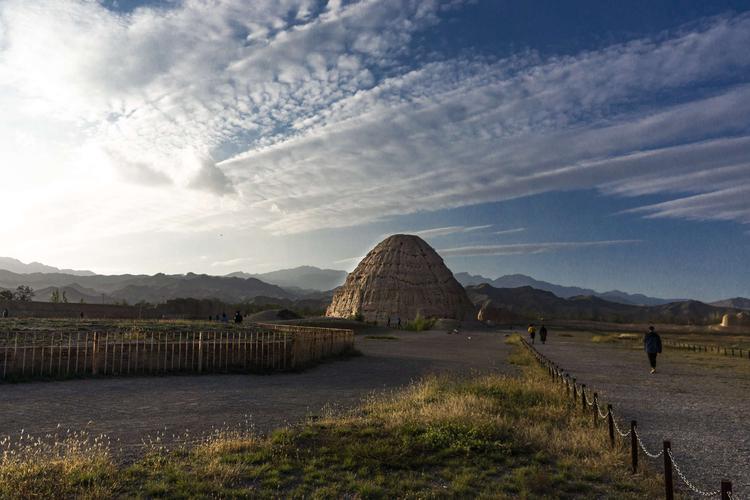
0 1 749 245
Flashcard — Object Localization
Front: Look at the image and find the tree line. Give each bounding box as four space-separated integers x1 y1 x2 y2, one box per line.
0 285 35 301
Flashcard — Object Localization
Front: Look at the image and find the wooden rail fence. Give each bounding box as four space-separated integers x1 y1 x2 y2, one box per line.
664 339 749 360
0 323 354 381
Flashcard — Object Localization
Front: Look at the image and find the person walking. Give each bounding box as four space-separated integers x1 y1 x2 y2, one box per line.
527 323 536 344
234 311 243 323
387 316 391 328
644 325 662 374
539 324 548 344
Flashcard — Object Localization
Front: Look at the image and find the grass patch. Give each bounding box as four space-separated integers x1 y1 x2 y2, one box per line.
1 347 662 498
591 334 619 343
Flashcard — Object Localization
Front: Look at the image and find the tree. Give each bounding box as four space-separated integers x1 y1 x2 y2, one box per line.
14 285 35 302
50 288 61 303
0 290 13 301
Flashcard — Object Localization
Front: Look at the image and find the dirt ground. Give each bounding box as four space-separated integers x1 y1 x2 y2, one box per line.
525 328 750 495
0 328 512 459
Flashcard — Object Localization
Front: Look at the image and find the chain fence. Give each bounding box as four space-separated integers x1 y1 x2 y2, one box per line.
521 338 741 500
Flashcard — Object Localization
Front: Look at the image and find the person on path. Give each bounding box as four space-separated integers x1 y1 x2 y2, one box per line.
2 308 9 318
397 317 401 329
527 323 536 344
221 312 229 323
539 324 548 344
234 311 243 323
387 316 391 328
644 325 662 374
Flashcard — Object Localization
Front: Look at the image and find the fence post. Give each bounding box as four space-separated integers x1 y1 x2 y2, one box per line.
198 332 203 373
630 421 638 473
721 481 732 500
572 378 577 402
592 393 598 427
607 404 615 448
663 441 674 500
92 332 99 375
581 384 587 412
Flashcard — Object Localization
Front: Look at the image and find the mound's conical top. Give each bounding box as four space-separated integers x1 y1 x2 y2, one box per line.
326 234 474 323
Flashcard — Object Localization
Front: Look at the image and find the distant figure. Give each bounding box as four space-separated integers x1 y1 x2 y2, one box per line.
221 312 229 323
234 311 243 323
527 323 536 344
387 316 391 328
396 317 401 329
208 315 212 321
79 311 84 319
644 325 662 374
2 308 8 318
539 324 548 344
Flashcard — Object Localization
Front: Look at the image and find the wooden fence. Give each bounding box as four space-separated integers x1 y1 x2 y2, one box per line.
0 323 354 381
664 339 749 359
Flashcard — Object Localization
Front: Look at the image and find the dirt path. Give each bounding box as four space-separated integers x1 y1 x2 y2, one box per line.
531 333 750 496
0 329 511 458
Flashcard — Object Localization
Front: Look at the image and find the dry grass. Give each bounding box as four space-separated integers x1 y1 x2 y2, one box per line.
0 429 116 499
0 344 663 498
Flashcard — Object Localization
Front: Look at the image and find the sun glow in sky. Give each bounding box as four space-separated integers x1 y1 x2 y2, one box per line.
1 0 749 300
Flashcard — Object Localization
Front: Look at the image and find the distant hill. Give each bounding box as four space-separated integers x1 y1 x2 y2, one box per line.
466 284 737 325
0 269 291 304
455 272 682 306
710 297 750 310
0 257 95 276
227 266 347 292
35 283 112 304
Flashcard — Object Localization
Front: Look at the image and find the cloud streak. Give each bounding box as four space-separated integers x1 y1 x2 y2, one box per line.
411 225 493 238
439 240 642 257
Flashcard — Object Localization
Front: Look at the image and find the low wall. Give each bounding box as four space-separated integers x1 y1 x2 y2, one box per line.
0 300 160 319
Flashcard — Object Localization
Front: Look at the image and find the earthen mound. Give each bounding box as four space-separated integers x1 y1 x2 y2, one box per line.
326 234 473 323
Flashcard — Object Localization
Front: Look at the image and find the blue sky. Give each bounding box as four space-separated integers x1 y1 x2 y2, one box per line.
0 0 749 301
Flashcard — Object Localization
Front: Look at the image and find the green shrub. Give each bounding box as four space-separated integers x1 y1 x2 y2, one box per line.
403 313 436 332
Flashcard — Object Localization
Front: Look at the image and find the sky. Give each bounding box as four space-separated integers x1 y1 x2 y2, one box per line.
1 0 749 301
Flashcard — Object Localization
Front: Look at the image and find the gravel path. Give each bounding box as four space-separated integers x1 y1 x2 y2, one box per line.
0 329 511 458
531 334 750 496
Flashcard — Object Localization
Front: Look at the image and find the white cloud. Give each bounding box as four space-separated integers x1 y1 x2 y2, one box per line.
494 228 526 236
411 225 492 238
439 240 642 257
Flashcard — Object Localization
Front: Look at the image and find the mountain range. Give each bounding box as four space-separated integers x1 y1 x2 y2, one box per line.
226 266 347 293
454 272 685 306
0 257 95 276
0 269 291 304
1 258 748 320
466 284 738 325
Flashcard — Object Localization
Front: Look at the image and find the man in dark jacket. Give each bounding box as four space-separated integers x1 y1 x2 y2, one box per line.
539 324 548 344
643 325 662 373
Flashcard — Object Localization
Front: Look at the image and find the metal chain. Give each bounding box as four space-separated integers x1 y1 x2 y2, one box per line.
612 416 631 437
597 405 609 419
667 449 721 497
633 429 663 458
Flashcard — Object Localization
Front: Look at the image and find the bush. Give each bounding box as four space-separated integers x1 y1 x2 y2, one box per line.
403 313 436 332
